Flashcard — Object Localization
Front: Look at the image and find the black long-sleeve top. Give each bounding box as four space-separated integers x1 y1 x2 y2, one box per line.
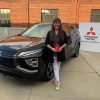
43 30 69 63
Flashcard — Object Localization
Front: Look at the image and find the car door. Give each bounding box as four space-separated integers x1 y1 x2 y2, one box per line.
64 32 72 59
68 26 78 51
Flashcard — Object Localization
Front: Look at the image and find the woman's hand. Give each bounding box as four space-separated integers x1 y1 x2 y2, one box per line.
58 43 67 52
58 47 63 52
47 44 56 52
51 47 57 52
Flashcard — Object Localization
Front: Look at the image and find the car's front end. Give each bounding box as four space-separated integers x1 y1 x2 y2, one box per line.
0 36 45 80
0 23 54 80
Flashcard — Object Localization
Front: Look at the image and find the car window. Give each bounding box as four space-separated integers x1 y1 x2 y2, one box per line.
74 27 80 34
22 24 51 38
68 26 76 36
62 23 70 35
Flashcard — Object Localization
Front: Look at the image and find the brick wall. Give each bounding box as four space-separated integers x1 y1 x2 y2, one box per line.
76 0 100 24
28 0 74 26
0 0 100 27
0 0 29 27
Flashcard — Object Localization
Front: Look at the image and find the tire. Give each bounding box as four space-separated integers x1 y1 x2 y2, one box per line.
72 43 80 57
41 62 54 81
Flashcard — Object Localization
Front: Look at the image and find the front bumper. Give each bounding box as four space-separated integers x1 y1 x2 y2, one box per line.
0 64 41 80
0 49 44 80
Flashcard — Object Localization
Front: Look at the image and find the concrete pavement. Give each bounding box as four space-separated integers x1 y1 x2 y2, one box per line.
0 51 100 100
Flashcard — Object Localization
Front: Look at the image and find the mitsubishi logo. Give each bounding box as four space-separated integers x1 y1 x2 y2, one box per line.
86 27 96 35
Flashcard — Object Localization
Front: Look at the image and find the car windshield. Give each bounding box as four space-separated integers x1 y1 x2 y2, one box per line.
22 24 51 38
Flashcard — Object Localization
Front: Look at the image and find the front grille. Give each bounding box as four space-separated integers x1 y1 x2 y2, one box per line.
0 50 16 68
0 50 16 58
0 57 16 68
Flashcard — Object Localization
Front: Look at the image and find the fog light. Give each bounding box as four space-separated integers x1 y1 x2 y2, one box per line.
25 58 38 68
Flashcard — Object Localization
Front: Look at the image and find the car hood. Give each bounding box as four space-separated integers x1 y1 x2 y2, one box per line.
0 36 44 52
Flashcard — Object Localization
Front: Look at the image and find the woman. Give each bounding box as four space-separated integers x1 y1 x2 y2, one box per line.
45 18 68 90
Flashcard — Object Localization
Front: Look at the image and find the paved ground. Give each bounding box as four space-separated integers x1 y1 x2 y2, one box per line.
0 51 100 100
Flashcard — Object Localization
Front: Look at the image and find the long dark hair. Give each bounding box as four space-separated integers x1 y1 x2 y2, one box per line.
50 18 64 41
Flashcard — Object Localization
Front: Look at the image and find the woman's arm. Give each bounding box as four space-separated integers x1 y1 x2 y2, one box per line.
61 43 67 49
58 43 67 52
47 44 57 52
58 31 68 52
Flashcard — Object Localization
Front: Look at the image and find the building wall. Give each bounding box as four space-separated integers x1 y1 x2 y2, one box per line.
0 0 100 27
78 1 100 23
0 0 29 27
30 0 74 24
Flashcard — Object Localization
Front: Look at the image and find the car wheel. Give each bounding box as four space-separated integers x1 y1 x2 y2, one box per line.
72 43 80 57
41 62 54 81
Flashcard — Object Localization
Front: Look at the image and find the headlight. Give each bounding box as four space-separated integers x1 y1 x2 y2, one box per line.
25 58 38 68
18 49 42 58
